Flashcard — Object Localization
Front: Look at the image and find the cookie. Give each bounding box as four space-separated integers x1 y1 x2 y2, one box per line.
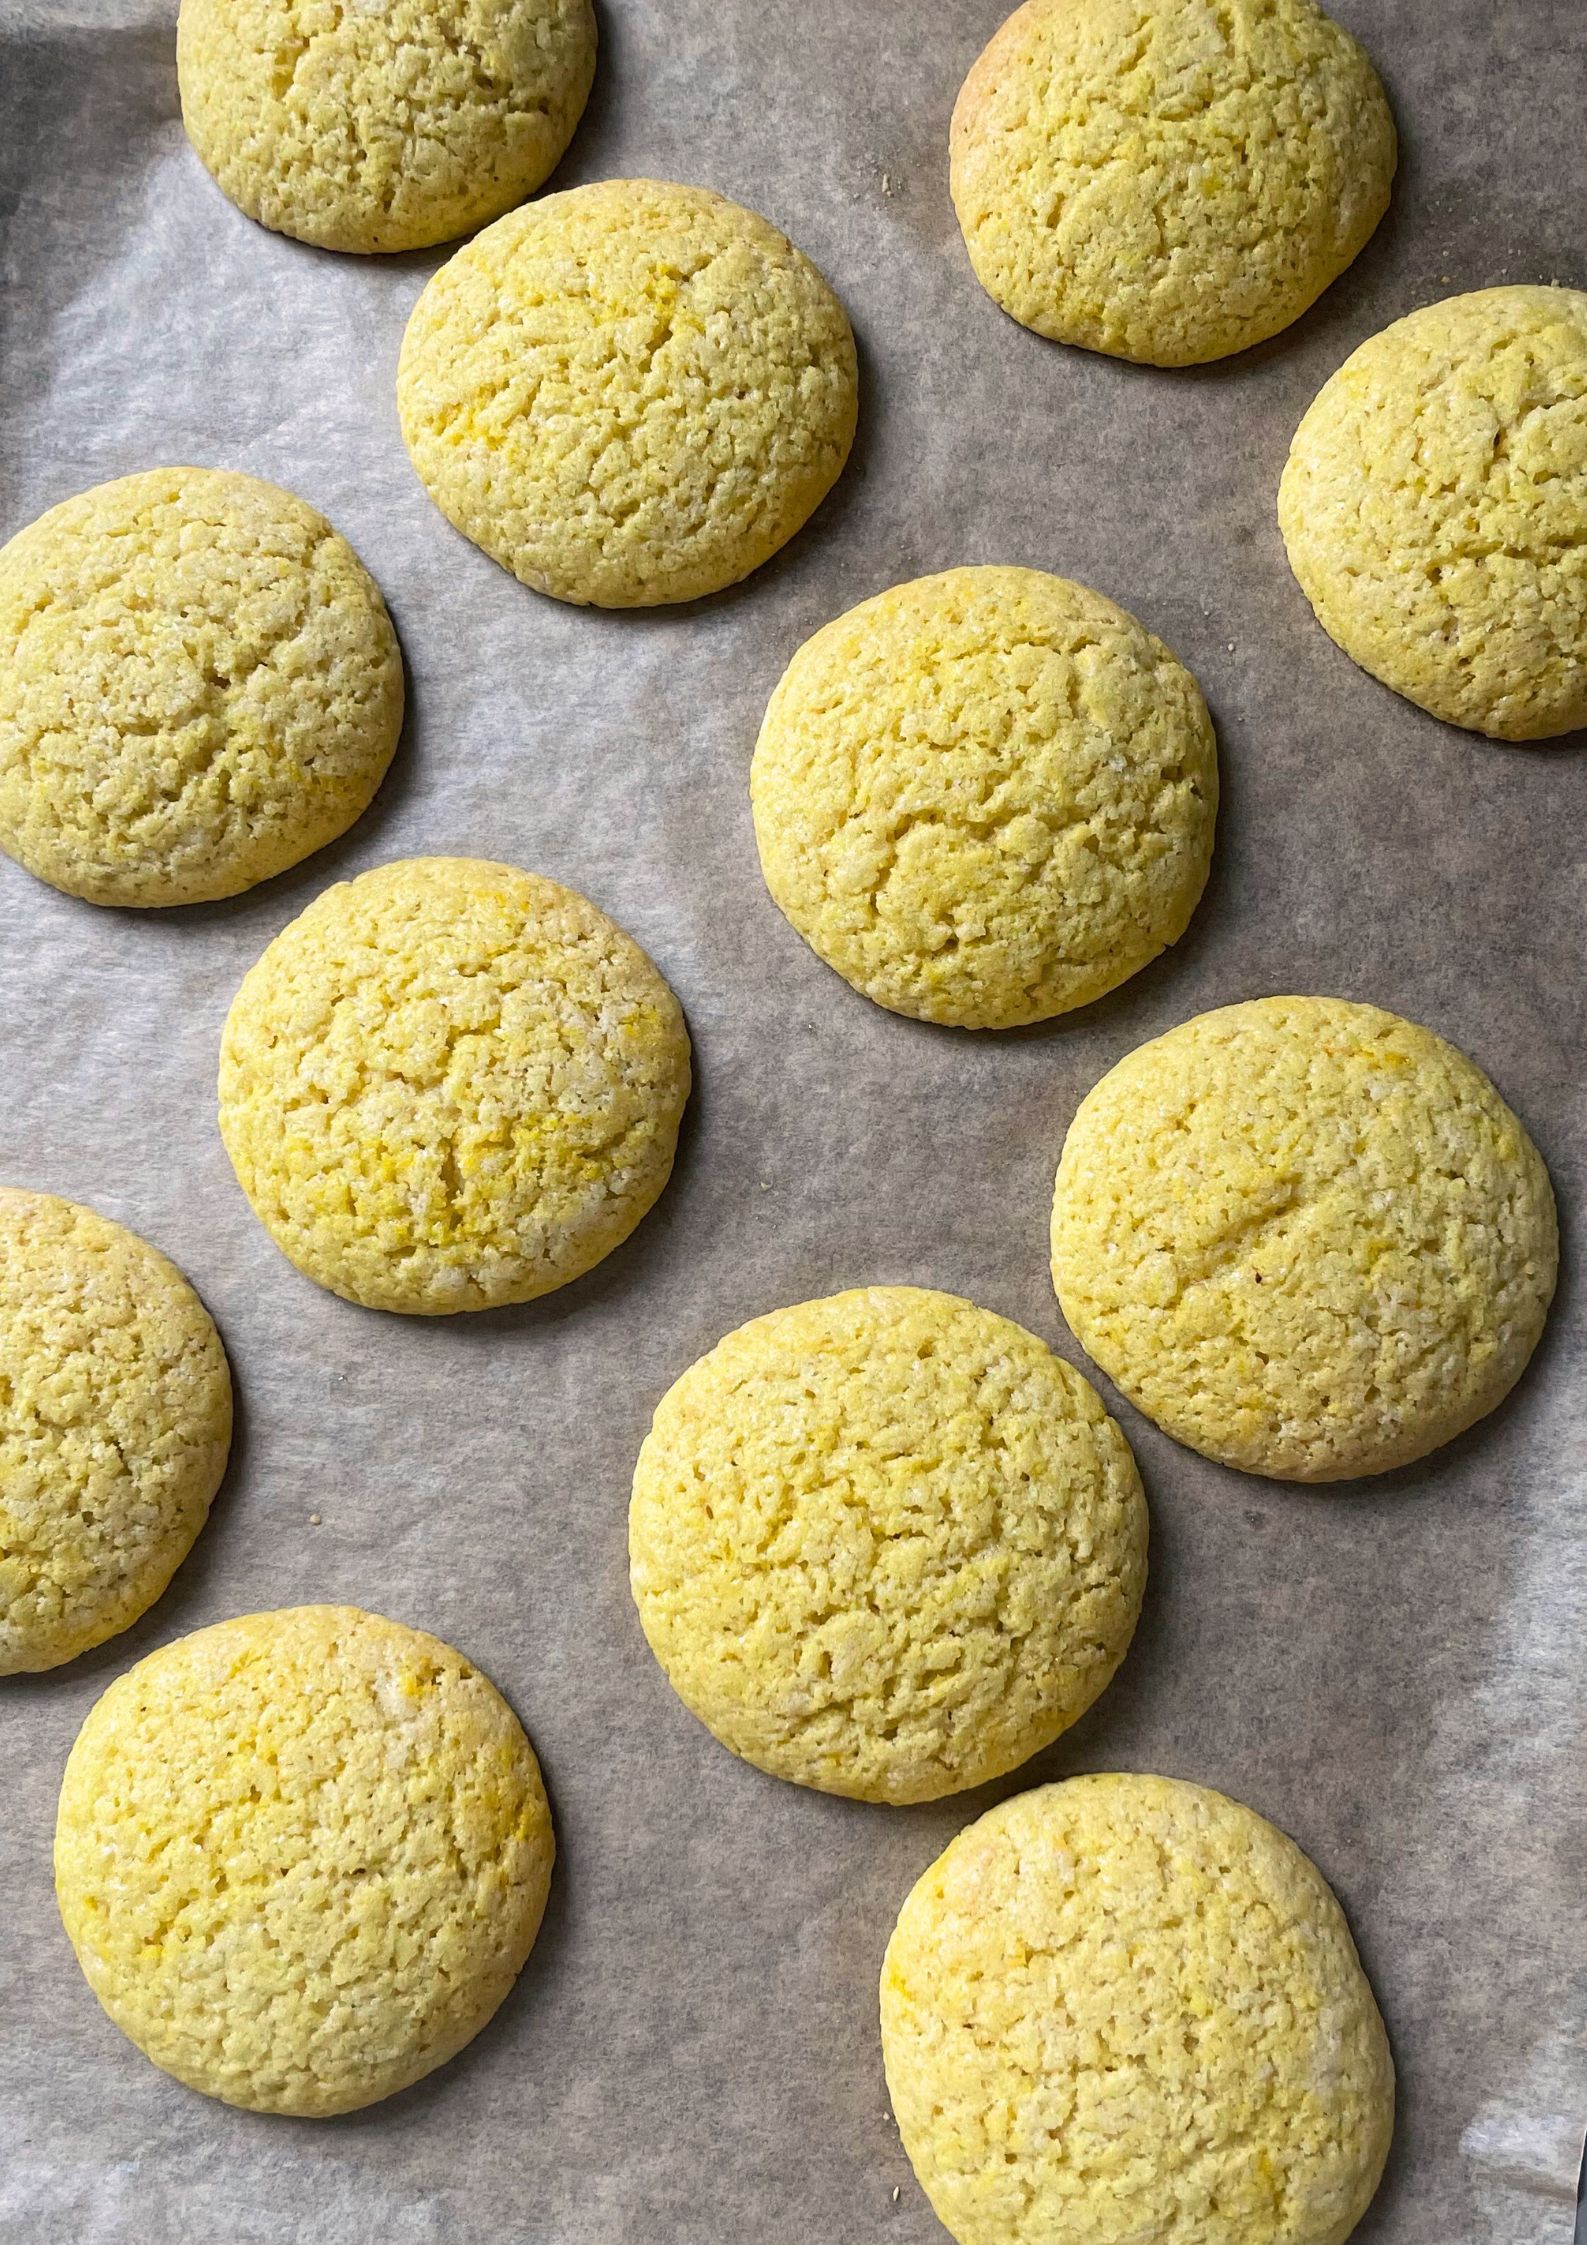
55 1606 553 2115
1051 997 1557 1480
1280 286 1587 739
0 467 402 908
177 0 596 254
950 0 1395 366
0 1190 231 1674
218 856 690 1314
629 1287 1146 1803
881 1774 1394 2245
751 567 1217 1029
397 179 858 607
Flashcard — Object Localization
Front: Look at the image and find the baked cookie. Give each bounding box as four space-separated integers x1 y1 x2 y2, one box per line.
177 0 596 254
629 1287 1146 1802
397 179 858 606
950 0 1395 366
1051 997 1557 1480
0 1190 231 1674
55 1606 553 2115
0 467 402 907
219 857 690 1314
1280 286 1587 739
881 1773 1394 2245
751 567 1217 1028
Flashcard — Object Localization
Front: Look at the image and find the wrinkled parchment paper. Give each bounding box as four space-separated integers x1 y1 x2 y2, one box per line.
2 3 1584 2239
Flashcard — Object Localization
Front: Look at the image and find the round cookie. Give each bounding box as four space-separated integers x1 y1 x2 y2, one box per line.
1051 997 1557 1480
218 856 690 1314
0 1190 231 1675
629 1287 1146 1803
1280 286 1587 740
397 179 858 607
950 0 1396 367
55 1606 553 2116
177 0 596 255
0 468 402 908
881 1773 1394 2245
750 567 1217 1029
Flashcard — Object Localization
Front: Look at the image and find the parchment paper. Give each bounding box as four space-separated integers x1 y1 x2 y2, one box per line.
1 3 1584 2239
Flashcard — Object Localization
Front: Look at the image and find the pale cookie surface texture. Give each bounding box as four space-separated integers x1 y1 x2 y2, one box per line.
629 1287 1146 1803
55 1605 553 2116
0 1190 231 1675
177 0 596 254
0 467 402 907
1051 996 1557 1480
950 0 1396 366
219 857 690 1314
751 567 1217 1028
1280 286 1587 739
397 179 858 606
881 1774 1394 2245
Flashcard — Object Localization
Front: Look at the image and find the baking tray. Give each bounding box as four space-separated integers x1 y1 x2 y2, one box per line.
1 3 1583 2239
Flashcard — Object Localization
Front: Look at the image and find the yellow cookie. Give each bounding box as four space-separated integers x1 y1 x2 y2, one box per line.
0 1190 230 1674
1280 286 1587 739
397 179 859 607
751 568 1217 1028
881 1774 1394 2245
219 856 690 1314
0 468 402 908
177 0 596 254
1051 997 1557 1480
55 1606 553 2116
950 0 1395 366
629 1287 1146 1803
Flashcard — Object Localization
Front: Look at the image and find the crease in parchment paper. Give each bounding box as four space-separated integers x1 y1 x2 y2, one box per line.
1459 2103 1585 2207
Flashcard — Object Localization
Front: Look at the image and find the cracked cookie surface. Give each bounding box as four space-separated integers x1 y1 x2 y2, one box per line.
177 0 596 254
1051 996 1556 1480
397 179 858 607
218 856 690 1314
950 0 1395 366
1280 286 1587 739
0 1189 231 1674
750 567 1216 1028
0 467 402 907
55 1605 553 2115
629 1287 1146 1803
881 1773 1394 2245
